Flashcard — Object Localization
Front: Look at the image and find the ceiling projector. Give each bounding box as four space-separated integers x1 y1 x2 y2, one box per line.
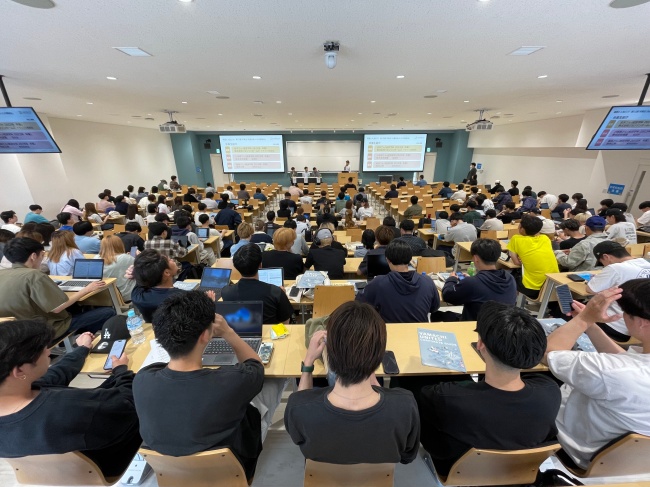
159 110 186 133
466 109 493 132
324 41 340 69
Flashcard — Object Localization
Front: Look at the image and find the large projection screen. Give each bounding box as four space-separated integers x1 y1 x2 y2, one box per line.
362 134 426 171
220 135 285 173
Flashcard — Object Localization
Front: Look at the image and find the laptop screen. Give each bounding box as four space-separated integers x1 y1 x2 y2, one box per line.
73 259 104 279
196 228 209 238
258 268 284 287
215 301 264 337
171 235 189 247
200 267 231 289
266 227 276 237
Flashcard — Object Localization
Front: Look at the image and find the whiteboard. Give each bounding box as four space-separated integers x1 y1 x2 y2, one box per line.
286 141 361 172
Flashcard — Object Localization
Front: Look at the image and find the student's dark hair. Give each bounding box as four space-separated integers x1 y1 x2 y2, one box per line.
374 225 394 245
197 203 207 212
148 222 168 237
296 214 306 222
326 301 386 387
72 221 93 236
606 208 626 222
560 219 580 231
29 204 42 211
127 185 134 191
574 199 589 212
457 183 465 190
0 229 15 244
558 193 569 202
611 202 628 212
126 204 138 220
133 249 169 288
361 229 376 249
154 213 170 223
34 223 55 246
390 184 397 191
449 204 461 213
438 211 449 219
283 219 297 229
410 195 418 205
443 181 450 187
205 192 215 199
399 176 404 181
256 187 262 193
150 186 158 194
537 191 547 197
0 319 55 383
147 194 156 202
385 239 412 266
157 195 166 205
511 180 519 187
147 203 157 214
523 186 532 191
320 190 327 196
337 192 345 200
522 190 532 197
174 215 190 229
279 200 289 210
618 279 650 321
56 212 71 224
181 204 193 214
104 189 112 196
477 301 546 369
240 183 246 190
152 291 215 359
3 237 45 264
639 201 650 210
471 238 501 265
0 210 16 223
520 214 543 236
348 177 353 182
485 209 497 218
98 193 106 200
504 202 516 210
65 200 79 210
600 198 614 207
571 192 583 201
125 222 141 233
399 219 415 232
466 200 477 209
383 216 396 227
232 243 262 277
198 214 210 225
266 210 276 221
115 195 124 203
449 212 464 222
138 186 146 193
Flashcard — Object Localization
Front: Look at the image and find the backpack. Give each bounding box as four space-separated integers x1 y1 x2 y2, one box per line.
176 262 206 281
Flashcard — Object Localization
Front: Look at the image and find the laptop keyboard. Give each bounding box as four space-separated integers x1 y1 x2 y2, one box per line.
61 280 94 287
204 338 261 355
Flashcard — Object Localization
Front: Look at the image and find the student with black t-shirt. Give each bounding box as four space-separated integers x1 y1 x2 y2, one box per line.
133 291 264 483
130 250 184 322
261 228 305 280
418 302 561 477
285 301 420 465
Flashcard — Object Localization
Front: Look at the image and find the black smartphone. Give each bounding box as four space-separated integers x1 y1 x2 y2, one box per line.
103 339 127 370
355 281 367 291
289 286 300 297
567 274 585 282
382 351 399 375
555 284 574 315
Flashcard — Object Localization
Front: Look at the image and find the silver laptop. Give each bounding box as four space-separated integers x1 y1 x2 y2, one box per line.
258 267 284 288
58 259 104 291
202 301 264 366
196 227 210 241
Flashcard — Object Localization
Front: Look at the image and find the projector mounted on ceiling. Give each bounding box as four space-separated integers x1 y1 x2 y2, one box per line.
159 110 186 134
466 109 494 132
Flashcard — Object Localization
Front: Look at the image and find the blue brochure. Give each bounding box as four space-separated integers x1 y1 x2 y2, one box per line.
418 328 467 372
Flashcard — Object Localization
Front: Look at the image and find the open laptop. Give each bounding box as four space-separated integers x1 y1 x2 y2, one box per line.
175 267 232 295
171 235 189 247
196 227 210 241
202 301 264 366
58 259 105 291
258 267 284 287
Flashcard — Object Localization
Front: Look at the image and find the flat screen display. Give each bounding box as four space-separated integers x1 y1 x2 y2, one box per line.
0 107 61 153
219 135 285 173
586 106 650 150
362 134 427 171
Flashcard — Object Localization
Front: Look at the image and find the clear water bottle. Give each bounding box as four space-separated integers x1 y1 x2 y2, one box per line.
126 310 146 345
467 262 477 277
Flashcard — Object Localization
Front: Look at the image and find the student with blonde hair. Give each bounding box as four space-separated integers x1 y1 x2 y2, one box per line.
229 222 254 257
261 227 305 280
98 235 136 301
48 231 83 276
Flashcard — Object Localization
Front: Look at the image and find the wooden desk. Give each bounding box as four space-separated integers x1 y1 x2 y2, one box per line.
344 257 363 276
637 230 650 243
202 235 221 258
455 241 517 272
537 271 602 317
50 276 122 314
178 244 199 264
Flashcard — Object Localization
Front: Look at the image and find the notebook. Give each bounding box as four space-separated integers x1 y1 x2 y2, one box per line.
258 267 284 287
202 301 264 366
196 227 210 240
58 259 104 291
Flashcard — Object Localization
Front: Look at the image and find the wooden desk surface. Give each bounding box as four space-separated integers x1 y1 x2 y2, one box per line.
50 276 118 301
545 271 601 297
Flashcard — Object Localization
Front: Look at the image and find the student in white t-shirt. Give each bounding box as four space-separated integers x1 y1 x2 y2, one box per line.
637 201 650 227
605 209 637 245
479 209 504 232
537 191 558 211
543 281 650 470
588 241 650 340
434 211 451 235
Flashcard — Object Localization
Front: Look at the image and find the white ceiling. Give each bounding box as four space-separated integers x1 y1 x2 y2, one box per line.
2 0 650 132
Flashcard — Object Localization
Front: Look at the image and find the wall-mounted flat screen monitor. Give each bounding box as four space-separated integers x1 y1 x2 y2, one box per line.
586 106 650 150
219 135 285 173
0 107 61 153
362 133 427 171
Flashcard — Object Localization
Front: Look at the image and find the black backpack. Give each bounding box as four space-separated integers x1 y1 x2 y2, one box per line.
177 262 207 281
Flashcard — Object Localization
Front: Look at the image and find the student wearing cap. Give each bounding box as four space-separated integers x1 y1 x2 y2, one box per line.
587 241 650 341
305 228 346 279
489 179 505 194
554 216 608 272
605 209 637 245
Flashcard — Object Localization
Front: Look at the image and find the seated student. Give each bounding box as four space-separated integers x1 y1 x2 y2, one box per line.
59 199 84 222
492 187 513 212
316 204 338 229
420 302 560 477
253 187 267 201
48 230 84 276
508 215 559 299
356 199 374 220
283 220 309 257
439 213 477 250
261 228 305 279
605 208 637 245
416 174 428 186
130 250 183 322
523 185 537 199
467 186 480 201
277 200 293 219
99 235 136 301
396 176 407 188
438 181 454 199
0 320 141 478
357 225 395 276
355 229 375 258
116 222 145 252
200 192 219 210
214 200 242 230
299 189 312 206
230 222 254 257
333 193 348 214
265 210 281 233
357 239 439 322
174 214 215 265
0 229 14 261
439 239 517 321
315 190 329 208
587 241 650 341
72 221 100 254
156 195 169 215
538 191 559 211
543 281 650 469
597 198 614 217
222 243 294 324
479 209 503 231
133 292 263 482
403 195 423 219
285 301 420 464
0 238 114 336
113 195 129 216
1 210 21 234
449 183 467 202
637 200 650 227
294 214 310 239
497 201 517 224
182 187 199 204
554 193 572 216
384 184 399 200
144 222 187 267
558 219 585 250
288 185 302 198
395 219 428 256
24 205 49 225
305 228 346 279
338 199 357 220
554 216 607 272
565 198 592 220
193 202 213 226
462 200 482 224
383 215 401 239
97 193 114 213
518 189 538 214
433 211 451 235
488 179 505 194
125 204 146 228
344 177 357 191
508 180 520 197
250 219 274 244
237 183 251 201
610 202 636 225
56 212 74 232
145 203 158 224
139 193 155 211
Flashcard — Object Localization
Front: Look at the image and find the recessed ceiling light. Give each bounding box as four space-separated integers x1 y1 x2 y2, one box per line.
218 113 223 116
106 76 117 80
181 101 188 104
556 100 563 103
23 97 41 100
276 101 282 104
147 113 152 116
396 75 405 79
113 47 152 57
76 115 82 117
370 100 376 103
178 0 193 3
556 112 562 114
427 112 432 115
405 120 410 122
86 102 93 105
358 112 363 115
509 46 545 56
537 75 548 79
478 0 490 2
288 113 292 115
464 100 470 103
252 76 261 80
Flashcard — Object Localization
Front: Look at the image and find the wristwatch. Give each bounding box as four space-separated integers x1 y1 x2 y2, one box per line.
301 361 315 373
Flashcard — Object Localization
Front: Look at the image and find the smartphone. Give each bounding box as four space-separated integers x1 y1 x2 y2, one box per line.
355 281 367 291
130 246 138 258
259 342 274 365
382 351 400 375
103 339 127 370
289 286 300 297
555 284 574 315
567 274 585 282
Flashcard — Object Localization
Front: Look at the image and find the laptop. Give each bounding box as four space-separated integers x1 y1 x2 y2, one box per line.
202 301 264 366
171 235 189 247
258 267 284 287
196 227 210 240
367 253 390 281
58 259 105 291
266 226 276 237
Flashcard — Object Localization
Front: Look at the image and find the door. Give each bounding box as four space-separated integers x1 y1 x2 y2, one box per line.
626 161 650 217
209 154 229 188
419 153 437 182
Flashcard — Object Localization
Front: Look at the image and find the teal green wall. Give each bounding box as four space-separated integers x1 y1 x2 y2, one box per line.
171 131 473 186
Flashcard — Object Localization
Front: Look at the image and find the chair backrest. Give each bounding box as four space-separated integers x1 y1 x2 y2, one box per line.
398 200 409 211
5 451 119 486
312 285 356 319
213 225 229 231
439 444 560 486
645 243 650 256
213 258 242 281
508 228 519 238
482 230 497 240
416 257 447 274
304 459 395 487
112 224 125 234
346 228 363 241
365 217 381 231
540 209 551 219
625 243 645 257
579 433 650 478
140 448 248 487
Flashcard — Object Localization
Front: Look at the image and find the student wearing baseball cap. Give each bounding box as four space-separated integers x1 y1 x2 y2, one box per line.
554 216 608 272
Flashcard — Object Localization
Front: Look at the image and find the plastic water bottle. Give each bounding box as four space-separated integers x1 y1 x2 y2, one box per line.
467 262 477 277
126 310 146 345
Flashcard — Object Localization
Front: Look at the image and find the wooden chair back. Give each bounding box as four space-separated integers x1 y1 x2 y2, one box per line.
645 244 650 256
312 285 355 319
346 228 363 241
416 257 447 274
102 229 115 238
213 225 229 231
304 459 395 487
4 451 121 486
508 228 519 239
365 217 381 231
512 194 521 204
626 243 646 257
482 230 498 240
302 203 313 214
139 448 247 487
438 444 560 486
562 433 650 478
397 200 409 211
540 209 551 219
336 235 351 244
112 224 125 234
213 258 241 281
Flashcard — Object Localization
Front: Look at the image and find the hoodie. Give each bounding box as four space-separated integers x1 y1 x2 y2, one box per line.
356 271 440 323
442 270 517 321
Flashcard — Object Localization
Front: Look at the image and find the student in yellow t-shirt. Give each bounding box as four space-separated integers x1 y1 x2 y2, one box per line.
507 215 559 299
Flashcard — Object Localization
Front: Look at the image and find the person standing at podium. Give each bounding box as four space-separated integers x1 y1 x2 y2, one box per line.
343 160 351 172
